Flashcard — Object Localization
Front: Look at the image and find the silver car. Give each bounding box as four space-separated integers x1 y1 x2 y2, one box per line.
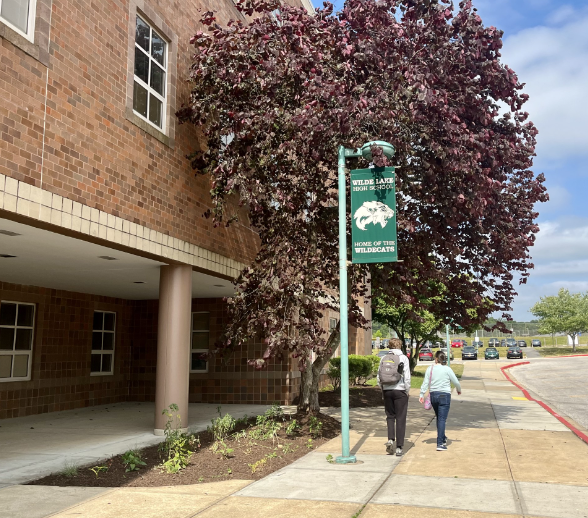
439 347 454 361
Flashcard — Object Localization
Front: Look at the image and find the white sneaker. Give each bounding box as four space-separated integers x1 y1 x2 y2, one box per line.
385 440 395 454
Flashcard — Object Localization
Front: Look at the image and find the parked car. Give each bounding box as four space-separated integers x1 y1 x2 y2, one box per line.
462 346 478 360
439 347 454 360
461 339 469 346
472 340 484 348
419 348 434 361
506 338 517 347
517 340 527 348
488 338 500 347
432 341 442 349
500 339 507 347
485 347 500 360
507 346 523 359
531 339 542 347
451 340 463 348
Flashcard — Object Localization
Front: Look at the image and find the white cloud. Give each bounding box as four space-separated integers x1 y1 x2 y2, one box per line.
500 12 588 159
531 217 588 262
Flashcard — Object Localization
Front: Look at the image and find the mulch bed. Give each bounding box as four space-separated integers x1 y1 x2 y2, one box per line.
317 386 385 408
28 412 340 488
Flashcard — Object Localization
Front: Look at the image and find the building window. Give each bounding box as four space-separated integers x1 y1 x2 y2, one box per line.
329 317 340 358
191 312 209 373
92 311 116 375
0 0 36 41
133 14 167 130
0 301 35 382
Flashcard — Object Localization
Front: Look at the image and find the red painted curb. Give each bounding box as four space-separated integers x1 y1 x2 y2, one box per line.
500 362 588 446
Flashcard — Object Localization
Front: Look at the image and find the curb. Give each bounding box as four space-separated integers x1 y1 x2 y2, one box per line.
501 362 588 446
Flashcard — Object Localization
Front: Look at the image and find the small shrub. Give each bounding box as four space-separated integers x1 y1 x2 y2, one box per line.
306 438 314 449
328 355 374 386
249 458 267 474
159 404 199 474
208 407 236 441
211 440 234 459
250 404 285 441
121 450 146 472
285 419 301 436
309 416 323 438
326 454 334 464
60 462 78 478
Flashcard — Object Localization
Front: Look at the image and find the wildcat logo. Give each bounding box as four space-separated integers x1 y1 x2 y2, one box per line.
353 201 395 231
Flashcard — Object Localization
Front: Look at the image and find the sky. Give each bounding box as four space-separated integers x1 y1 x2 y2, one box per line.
328 0 588 321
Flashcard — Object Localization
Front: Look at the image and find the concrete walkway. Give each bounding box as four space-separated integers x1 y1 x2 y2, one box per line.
2 361 588 517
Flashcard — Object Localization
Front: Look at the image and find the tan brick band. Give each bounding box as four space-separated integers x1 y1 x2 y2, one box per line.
0 173 246 279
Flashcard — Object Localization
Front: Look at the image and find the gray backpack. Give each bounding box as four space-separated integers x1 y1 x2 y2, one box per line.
378 352 403 385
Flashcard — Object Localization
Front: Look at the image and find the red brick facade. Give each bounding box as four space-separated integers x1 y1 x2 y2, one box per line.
1 281 337 419
0 0 372 420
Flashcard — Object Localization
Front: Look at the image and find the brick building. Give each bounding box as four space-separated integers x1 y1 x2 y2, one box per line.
0 0 371 430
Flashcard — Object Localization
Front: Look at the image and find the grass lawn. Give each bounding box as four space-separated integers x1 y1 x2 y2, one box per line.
536 346 588 357
410 364 464 389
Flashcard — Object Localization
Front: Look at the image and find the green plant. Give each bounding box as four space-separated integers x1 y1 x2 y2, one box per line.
326 454 334 464
159 404 199 474
60 462 78 478
306 439 314 449
121 449 146 472
309 416 323 438
211 439 235 459
282 444 295 454
89 465 109 478
266 451 278 459
227 468 232 475
285 419 301 436
250 404 285 441
198 476 204 483
328 355 374 386
248 458 267 474
208 408 237 441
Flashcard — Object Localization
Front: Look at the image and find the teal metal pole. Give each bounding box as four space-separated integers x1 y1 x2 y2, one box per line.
336 145 356 464
446 324 451 367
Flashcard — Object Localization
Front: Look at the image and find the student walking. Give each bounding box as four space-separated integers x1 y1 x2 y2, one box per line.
377 339 411 456
419 351 461 451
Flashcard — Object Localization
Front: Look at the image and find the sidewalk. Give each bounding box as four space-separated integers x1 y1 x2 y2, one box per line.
2 361 588 518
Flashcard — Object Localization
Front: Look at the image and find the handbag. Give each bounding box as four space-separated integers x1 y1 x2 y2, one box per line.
423 365 434 410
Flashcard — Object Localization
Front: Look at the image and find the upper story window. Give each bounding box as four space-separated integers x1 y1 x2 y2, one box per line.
0 0 36 41
133 15 167 131
92 311 116 375
0 301 35 382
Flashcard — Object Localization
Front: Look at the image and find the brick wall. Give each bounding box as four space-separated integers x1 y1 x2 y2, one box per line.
1 0 311 268
0 281 307 419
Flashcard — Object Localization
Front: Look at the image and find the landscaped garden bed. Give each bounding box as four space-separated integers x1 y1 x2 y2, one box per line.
28 405 340 488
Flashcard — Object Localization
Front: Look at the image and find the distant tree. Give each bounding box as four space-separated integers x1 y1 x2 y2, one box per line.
372 297 443 373
531 289 588 352
179 0 547 413
373 329 384 339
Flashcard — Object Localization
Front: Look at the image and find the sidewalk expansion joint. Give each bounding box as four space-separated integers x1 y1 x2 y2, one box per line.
353 413 435 518
490 394 529 518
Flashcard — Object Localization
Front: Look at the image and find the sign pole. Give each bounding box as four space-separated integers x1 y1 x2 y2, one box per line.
336 145 356 464
446 324 451 367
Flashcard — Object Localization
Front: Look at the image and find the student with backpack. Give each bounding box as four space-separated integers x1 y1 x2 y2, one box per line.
418 350 462 451
377 338 411 456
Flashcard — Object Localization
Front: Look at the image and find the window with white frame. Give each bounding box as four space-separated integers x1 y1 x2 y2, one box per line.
0 301 35 382
191 312 209 373
0 0 36 41
91 311 115 375
329 317 340 357
133 14 167 130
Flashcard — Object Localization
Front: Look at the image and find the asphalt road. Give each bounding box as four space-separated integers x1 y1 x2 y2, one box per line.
510 357 588 430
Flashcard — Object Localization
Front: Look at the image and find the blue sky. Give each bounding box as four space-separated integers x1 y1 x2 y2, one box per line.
328 0 588 320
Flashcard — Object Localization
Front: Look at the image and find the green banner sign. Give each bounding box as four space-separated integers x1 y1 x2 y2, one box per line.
350 167 397 264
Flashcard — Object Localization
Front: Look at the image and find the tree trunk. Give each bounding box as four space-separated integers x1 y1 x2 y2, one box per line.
572 334 577 353
297 325 341 415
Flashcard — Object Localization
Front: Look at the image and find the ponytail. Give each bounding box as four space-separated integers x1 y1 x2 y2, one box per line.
435 351 447 365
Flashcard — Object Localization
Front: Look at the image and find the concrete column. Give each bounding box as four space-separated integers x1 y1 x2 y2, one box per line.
154 264 192 435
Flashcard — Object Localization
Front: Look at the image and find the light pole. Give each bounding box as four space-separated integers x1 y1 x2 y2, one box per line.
445 324 451 367
336 141 395 465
